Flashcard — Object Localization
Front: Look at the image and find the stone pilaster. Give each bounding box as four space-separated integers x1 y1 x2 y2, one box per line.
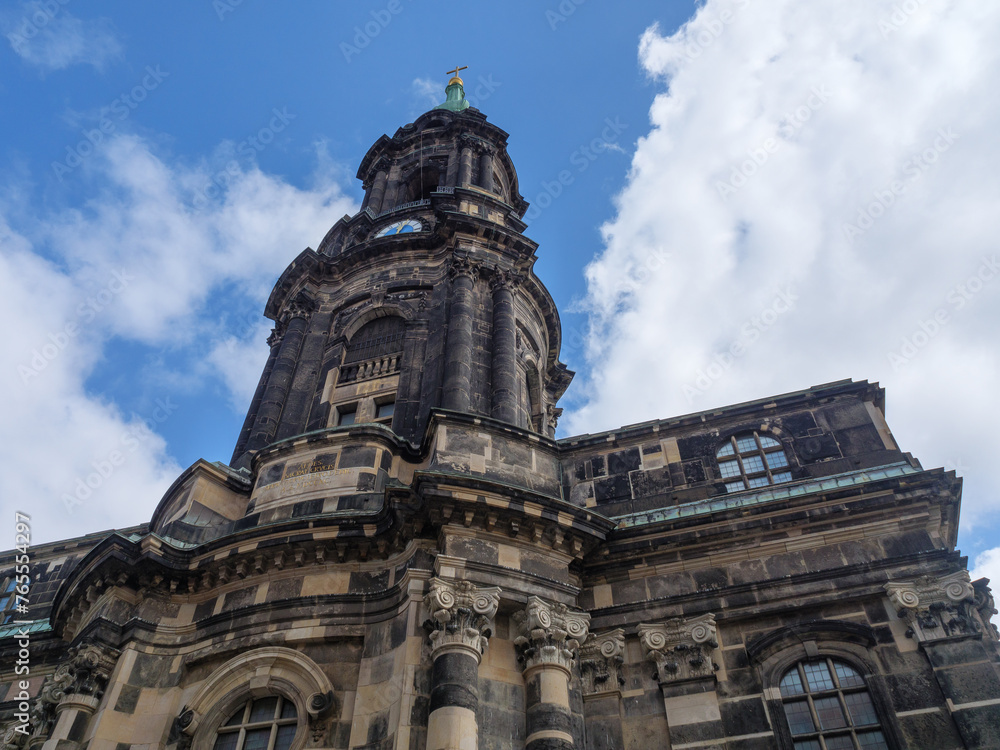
578 629 626 700
514 597 591 750
639 614 720 749
424 578 500 750
246 294 314 452
442 257 480 413
31 642 119 750
489 268 522 425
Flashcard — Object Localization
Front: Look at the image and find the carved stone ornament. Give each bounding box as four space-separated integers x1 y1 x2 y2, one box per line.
545 404 563 436
579 628 626 697
266 324 285 348
513 596 591 674
488 267 523 293
639 614 719 684
448 255 482 282
1 721 28 750
885 571 980 642
282 292 316 324
425 578 501 660
26 641 120 744
973 578 999 640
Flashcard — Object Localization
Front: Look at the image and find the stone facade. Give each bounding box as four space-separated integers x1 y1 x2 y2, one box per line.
1 77 999 750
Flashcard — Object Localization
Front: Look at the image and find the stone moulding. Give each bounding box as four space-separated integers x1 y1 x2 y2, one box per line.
885 570 981 643
425 577 501 660
513 596 591 674
639 613 719 684
579 628 626 698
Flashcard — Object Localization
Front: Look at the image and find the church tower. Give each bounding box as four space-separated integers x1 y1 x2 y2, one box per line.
230 69 572 470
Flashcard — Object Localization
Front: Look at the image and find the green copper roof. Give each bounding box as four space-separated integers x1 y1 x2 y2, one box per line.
435 81 470 112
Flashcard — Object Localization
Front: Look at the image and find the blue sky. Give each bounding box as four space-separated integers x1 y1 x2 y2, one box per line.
2 0 999 595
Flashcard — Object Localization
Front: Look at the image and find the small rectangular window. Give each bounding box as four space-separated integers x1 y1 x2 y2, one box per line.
376 401 395 420
338 406 357 426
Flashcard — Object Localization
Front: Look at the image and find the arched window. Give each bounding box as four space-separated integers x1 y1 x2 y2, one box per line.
717 431 792 492
213 696 297 750
344 317 405 365
779 659 888 749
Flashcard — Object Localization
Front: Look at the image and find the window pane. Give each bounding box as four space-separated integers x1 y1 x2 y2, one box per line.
844 692 878 726
783 701 815 735
772 471 793 483
780 668 805 697
747 476 770 489
742 455 765 473
736 436 758 454
803 662 835 692
793 742 821 750
857 730 889 749
834 661 865 689
4 580 16 592
243 728 272 750
213 732 239 750
223 707 244 727
719 460 741 478
717 442 735 457
338 408 356 426
280 699 297 719
725 481 745 493
274 724 297 750
813 696 847 730
759 435 781 448
765 451 789 469
249 697 278 723
376 402 395 419
824 736 855 750
0 597 9 611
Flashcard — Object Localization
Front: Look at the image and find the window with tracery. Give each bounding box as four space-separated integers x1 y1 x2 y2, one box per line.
717 431 792 492
213 696 297 750
779 659 889 750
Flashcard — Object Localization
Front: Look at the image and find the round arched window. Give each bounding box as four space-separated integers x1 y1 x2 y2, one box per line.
213 696 297 750
779 659 888 749
717 431 792 492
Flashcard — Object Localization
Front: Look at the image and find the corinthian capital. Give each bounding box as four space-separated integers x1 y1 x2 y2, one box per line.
448 255 482 282
885 571 979 642
425 578 501 660
488 267 523 293
639 614 718 684
513 596 591 674
579 628 626 697
282 292 316 324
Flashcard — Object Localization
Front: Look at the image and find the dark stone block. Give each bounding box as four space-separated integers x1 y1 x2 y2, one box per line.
669 718 726 745
682 459 706 484
591 455 606 478
291 498 323 518
222 586 257 612
780 411 819 437
721 696 769 735
311 453 338 473
933 661 1000 704
265 576 302 603
340 446 378 468
349 569 390 594
447 429 489 455
693 566 729 590
233 513 260 531
793 433 840 462
630 467 672 498
882 529 934 557
594 474 631 504
430 652 479 711
898 708 965 749
526 701 572 732
357 472 376 491
258 462 284 487
380 449 393 472
193 598 216 623
114 683 141 714
449 537 499 565
951 703 1000 748
129 652 172 688
608 448 641 475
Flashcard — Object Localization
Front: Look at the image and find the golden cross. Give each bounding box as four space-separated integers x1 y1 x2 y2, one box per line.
446 65 468 80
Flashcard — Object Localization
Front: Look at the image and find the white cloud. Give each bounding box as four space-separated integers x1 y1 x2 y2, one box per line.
4 2 122 71
565 0 1000 531
412 76 441 107
1 134 356 543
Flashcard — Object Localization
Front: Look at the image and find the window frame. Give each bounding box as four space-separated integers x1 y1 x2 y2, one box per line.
213 695 299 750
716 430 793 493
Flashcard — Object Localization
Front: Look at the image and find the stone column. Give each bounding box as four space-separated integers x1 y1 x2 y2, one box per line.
489 269 521 424
457 140 474 188
230 329 281 466
425 578 501 750
885 571 1000 749
246 295 314 453
32 642 119 750
442 257 479 413
479 148 495 193
514 597 591 750
368 168 388 214
638 614 720 749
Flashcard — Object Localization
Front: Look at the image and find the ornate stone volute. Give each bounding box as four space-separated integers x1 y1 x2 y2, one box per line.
282 292 316 324
886 571 979 642
579 628 626 698
512 596 591 674
448 254 482 283
639 614 719 684
972 578 999 640
425 578 501 660
488 266 523 293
